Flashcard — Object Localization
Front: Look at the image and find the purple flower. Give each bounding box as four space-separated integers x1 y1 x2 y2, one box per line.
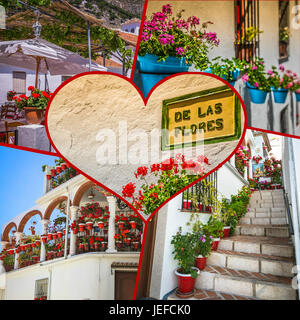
158 34 175 45
176 47 185 56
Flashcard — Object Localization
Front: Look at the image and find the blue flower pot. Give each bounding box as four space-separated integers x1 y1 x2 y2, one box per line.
295 92 300 102
221 69 240 82
247 82 268 104
137 54 189 98
272 88 288 104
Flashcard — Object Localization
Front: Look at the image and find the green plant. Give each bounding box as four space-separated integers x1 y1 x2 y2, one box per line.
193 231 212 258
171 228 198 277
13 87 51 111
201 216 224 238
280 27 289 42
138 4 219 70
236 26 263 44
209 57 244 81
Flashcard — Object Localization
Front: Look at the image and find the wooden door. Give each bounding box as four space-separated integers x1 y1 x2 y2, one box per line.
114 270 137 300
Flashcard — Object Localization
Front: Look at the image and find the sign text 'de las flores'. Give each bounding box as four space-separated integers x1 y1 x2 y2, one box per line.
161 86 241 150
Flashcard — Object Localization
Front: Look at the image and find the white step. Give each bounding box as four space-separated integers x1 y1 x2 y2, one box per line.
235 225 290 238
196 266 296 300
240 217 288 225
207 251 294 277
218 237 294 258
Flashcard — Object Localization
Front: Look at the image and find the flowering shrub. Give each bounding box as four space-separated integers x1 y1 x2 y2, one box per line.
241 58 271 91
171 228 198 277
7 90 16 99
13 86 52 111
267 65 296 90
264 158 282 185
122 154 208 215
138 4 219 70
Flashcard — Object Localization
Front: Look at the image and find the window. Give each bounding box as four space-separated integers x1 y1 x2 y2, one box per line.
12 71 26 94
61 75 71 83
34 278 48 300
235 0 260 62
279 0 290 62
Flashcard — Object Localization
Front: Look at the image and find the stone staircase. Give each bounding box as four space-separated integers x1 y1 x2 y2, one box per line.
194 189 297 300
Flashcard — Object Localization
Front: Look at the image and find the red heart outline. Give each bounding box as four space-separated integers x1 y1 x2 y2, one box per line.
45 71 247 299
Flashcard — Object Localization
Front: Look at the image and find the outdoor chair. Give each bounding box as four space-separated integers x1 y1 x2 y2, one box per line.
0 104 23 120
2 121 25 144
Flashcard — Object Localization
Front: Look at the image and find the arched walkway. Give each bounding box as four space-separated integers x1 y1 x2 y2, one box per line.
1 222 17 241
73 181 105 207
17 210 43 233
44 196 69 220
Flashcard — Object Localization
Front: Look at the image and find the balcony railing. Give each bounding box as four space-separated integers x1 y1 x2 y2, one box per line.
181 171 217 212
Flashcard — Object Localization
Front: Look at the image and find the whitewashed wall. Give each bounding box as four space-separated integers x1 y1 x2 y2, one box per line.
149 162 248 299
0 63 64 104
2 253 139 300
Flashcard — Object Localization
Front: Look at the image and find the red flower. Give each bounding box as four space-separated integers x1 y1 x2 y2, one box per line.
135 166 148 178
122 182 136 198
150 163 160 172
28 86 35 91
32 93 40 99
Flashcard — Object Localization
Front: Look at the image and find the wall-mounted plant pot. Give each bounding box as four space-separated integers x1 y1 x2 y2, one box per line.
295 92 300 102
247 83 268 104
223 226 231 238
272 88 288 104
24 107 44 125
137 54 189 98
195 255 207 270
175 267 200 295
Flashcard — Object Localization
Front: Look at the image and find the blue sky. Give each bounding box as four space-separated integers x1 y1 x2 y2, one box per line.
0 146 58 236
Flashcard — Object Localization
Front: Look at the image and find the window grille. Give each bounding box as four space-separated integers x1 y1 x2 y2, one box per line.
279 0 290 62
34 278 48 300
235 0 260 62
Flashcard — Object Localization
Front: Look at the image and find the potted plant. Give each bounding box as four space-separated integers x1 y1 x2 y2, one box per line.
13 87 51 124
267 65 293 103
137 4 219 97
201 217 224 251
193 231 212 270
242 57 270 104
7 90 16 101
209 57 243 86
171 229 199 295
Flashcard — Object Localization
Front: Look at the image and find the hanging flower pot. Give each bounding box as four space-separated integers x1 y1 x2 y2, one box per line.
86 222 93 230
132 241 139 250
50 169 56 177
223 226 231 238
195 255 207 271
137 54 189 98
182 199 188 209
46 174 51 180
98 221 104 229
175 267 200 295
211 237 220 251
118 222 125 229
61 163 67 170
52 233 57 240
56 166 61 174
247 82 268 104
272 88 288 104
41 236 47 244
35 240 41 246
124 237 131 246
130 221 137 229
57 231 63 239
16 247 21 254
78 223 86 232
31 243 36 248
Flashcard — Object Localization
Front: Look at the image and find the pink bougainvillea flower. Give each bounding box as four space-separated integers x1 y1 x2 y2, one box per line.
241 74 249 83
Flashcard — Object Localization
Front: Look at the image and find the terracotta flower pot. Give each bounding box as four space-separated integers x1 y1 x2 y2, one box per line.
98 222 104 229
50 169 56 177
223 226 231 238
211 238 220 251
41 237 47 244
46 174 51 180
175 267 200 295
78 224 85 232
35 240 41 246
130 221 137 229
72 228 78 234
86 222 93 230
24 107 44 125
57 231 63 239
52 233 57 240
195 255 207 270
